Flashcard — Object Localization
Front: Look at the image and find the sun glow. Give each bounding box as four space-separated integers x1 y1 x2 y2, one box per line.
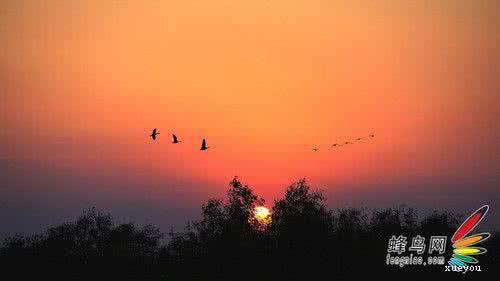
254 206 271 225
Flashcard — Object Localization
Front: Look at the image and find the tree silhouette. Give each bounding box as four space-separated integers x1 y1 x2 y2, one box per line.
1 208 162 280
1 178 497 280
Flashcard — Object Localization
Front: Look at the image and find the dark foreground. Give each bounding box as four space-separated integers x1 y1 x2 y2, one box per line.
1 178 497 280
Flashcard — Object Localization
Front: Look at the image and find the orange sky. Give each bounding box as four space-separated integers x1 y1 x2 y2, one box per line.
1 1 499 235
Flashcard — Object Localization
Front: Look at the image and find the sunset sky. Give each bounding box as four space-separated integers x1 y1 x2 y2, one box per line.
1 0 499 237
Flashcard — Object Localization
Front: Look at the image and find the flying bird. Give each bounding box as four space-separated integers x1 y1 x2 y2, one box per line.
344 141 351 145
312 148 319 152
331 143 340 148
356 137 363 141
150 128 159 140
369 134 375 138
172 134 180 144
200 139 209 150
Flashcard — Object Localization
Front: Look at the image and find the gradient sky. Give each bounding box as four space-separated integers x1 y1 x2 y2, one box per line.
1 1 499 238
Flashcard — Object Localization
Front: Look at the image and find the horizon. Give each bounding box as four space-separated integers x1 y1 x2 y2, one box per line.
1 1 499 239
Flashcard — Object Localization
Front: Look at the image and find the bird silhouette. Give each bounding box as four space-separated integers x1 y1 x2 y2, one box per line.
344 141 351 145
200 139 209 150
172 134 180 144
356 137 363 141
369 134 375 138
150 128 159 140
331 144 340 148
312 148 319 152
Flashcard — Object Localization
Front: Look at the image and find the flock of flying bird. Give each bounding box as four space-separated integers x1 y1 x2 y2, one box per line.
149 128 209 150
313 134 375 152
149 128 374 152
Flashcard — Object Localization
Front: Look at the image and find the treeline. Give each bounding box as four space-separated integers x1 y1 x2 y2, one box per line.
1 178 497 280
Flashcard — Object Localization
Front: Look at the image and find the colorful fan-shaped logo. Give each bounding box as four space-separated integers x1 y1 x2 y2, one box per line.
449 205 490 267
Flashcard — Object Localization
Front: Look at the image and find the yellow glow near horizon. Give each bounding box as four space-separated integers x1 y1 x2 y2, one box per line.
254 206 271 224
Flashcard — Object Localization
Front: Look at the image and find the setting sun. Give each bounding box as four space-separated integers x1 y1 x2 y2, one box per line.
254 206 271 225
